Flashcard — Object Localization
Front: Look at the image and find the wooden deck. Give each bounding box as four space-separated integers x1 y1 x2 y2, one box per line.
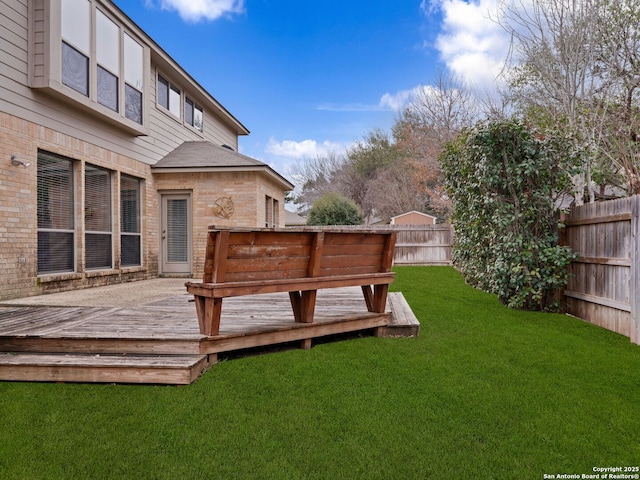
0 284 419 385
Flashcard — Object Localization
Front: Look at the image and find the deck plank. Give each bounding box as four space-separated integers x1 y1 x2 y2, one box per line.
0 353 209 385
0 288 405 340
0 285 418 384
377 292 420 338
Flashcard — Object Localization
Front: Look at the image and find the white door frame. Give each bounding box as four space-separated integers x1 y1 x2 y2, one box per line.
159 192 192 275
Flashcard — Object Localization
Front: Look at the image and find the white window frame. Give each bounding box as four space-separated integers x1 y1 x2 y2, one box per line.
37 151 77 275
120 174 143 268
84 163 114 271
157 74 182 118
185 97 204 132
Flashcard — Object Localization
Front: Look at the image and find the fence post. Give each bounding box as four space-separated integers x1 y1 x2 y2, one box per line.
631 195 640 345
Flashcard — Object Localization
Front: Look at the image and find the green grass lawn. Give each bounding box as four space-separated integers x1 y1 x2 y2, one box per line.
1 267 639 479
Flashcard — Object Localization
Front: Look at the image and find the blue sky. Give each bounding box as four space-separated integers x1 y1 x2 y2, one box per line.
113 0 509 181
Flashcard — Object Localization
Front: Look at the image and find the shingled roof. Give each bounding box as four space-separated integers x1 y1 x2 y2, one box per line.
152 141 294 190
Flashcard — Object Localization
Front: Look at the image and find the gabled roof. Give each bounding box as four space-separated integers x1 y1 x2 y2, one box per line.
284 209 307 226
391 210 437 221
151 141 294 190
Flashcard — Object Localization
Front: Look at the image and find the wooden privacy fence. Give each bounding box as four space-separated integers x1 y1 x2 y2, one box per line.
562 195 640 345
307 224 453 265
391 225 452 265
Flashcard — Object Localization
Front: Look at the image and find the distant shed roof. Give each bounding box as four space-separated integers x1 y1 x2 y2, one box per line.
390 211 437 225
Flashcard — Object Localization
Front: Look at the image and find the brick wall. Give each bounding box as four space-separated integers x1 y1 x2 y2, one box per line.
0 114 37 299
0 112 158 300
1 111 288 299
154 170 288 278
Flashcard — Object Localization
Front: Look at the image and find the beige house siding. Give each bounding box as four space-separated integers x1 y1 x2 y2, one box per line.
146 63 240 157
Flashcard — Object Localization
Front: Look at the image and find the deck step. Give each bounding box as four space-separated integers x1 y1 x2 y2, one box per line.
379 292 420 338
0 352 210 385
0 335 203 356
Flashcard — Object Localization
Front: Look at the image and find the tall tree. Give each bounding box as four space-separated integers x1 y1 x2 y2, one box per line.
291 152 345 214
499 0 601 203
393 71 478 219
499 0 640 199
341 129 398 222
364 161 426 222
593 0 640 194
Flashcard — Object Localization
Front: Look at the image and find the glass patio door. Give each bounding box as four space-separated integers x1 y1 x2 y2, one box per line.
160 193 192 274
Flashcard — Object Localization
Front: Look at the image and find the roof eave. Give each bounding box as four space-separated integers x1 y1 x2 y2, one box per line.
151 165 295 190
103 1 249 136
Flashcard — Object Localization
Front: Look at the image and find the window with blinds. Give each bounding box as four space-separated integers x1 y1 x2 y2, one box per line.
37 152 75 274
120 175 142 267
167 199 188 262
85 164 112 269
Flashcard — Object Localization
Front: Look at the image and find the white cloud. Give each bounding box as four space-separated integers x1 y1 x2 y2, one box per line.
316 103 382 112
265 138 347 159
318 87 423 113
379 86 428 111
148 0 244 22
429 0 511 90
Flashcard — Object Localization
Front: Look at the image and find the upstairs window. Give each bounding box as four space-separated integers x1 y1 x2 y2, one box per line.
185 98 203 132
96 9 119 112
124 34 144 124
158 75 205 132
157 75 181 118
58 0 145 126
61 0 90 96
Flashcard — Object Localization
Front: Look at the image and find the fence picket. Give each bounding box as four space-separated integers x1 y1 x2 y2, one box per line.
294 224 453 265
563 195 639 345
630 196 639 344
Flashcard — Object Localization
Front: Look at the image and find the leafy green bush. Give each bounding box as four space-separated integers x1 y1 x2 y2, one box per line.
307 192 364 226
440 119 579 311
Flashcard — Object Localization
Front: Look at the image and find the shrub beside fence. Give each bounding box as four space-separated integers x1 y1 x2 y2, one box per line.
562 195 640 345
